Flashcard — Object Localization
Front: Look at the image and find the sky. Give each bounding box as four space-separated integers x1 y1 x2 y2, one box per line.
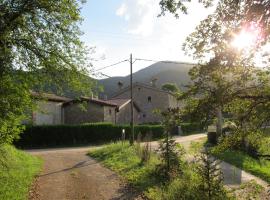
80 0 216 78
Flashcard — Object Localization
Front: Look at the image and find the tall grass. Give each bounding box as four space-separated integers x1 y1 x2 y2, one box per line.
0 145 42 200
89 142 159 190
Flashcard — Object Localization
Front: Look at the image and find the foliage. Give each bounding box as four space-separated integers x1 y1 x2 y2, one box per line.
155 138 185 181
159 0 270 148
159 0 270 48
196 149 228 200
0 145 42 200
135 133 153 164
89 142 159 191
161 83 180 94
0 0 94 145
16 122 203 148
213 148 270 183
146 170 202 200
15 123 166 148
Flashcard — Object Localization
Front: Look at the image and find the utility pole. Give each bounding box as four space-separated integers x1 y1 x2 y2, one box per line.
130 53 134 145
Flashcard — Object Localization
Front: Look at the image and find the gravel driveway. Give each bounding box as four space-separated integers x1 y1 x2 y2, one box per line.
29 148 143 200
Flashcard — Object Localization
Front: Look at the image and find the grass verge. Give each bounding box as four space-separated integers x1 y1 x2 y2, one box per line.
89 142 159 191
213 150 270 183
0 145 42 200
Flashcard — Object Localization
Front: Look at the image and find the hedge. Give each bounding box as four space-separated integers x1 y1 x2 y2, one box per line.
180 123 205 135
14 123 204 148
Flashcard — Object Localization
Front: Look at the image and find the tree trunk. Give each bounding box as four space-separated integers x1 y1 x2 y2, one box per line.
216 106 223 138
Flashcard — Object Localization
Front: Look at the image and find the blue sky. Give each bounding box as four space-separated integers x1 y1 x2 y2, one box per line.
80 0 216 78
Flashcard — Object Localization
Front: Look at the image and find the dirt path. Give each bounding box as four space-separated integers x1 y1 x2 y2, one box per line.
29 149 142 200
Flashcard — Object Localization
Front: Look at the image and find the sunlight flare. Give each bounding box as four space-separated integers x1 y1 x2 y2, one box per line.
231 30 257 49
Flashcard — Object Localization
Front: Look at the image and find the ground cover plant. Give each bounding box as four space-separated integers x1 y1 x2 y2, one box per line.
0 145 42 200
213 149 270 183
89 141 246 199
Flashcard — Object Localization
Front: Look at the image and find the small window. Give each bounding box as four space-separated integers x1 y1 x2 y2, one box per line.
143 114 146 118
109 109 112 115
138 87 141 91
148 96 152 103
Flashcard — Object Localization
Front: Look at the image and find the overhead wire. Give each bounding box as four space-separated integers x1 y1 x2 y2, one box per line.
91 57 197 78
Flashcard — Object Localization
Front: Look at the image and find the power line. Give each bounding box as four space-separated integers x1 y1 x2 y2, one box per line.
134 58 196 65
92 57 197 75
94 59 129 72
99 72 111 78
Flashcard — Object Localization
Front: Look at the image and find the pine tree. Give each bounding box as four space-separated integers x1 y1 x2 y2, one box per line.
196 149 228 200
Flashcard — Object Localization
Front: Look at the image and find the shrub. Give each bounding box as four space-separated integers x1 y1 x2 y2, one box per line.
14 123 165 148
155 137 185 181
180 122 205 135
196 149 229 200
135 133 152 164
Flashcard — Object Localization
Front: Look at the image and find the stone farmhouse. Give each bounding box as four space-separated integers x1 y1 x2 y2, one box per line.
29 81 179 125
111 82 179 124
63 97 140 124
30 93 140 125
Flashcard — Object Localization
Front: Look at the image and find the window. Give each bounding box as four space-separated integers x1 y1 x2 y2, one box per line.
109 109 112 115
143 114 146 118
148 96 152 103
138 87 141 91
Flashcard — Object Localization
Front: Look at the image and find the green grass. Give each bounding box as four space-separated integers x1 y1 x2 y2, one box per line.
214 149 270 183
89 142 159 191
0 145 42 200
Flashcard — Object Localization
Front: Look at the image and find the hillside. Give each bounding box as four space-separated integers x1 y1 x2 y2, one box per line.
98 61 195 98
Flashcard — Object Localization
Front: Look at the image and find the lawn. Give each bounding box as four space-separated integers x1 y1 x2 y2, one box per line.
214 149 270 183
89 142 160 191
0 145 42 200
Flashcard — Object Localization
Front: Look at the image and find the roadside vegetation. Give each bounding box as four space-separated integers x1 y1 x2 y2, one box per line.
89 138 264 199
0 145 42 200
214 149 270 183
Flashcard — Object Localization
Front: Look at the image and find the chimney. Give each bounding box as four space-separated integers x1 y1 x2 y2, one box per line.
117 81 123 90
150 78 158 87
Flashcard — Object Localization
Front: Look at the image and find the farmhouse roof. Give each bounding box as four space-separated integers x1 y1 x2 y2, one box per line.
107 98 141 112
31 91 72 102
63 97 118 107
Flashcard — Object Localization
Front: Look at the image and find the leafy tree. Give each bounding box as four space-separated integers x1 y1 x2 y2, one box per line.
159 0 270 140
162 82 180 93
0 0 93 145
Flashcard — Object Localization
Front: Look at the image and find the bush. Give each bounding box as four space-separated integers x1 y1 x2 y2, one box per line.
180 123 205 135
14 123 165 148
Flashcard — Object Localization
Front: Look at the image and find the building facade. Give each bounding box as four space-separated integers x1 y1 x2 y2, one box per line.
30 92 71 125
111 82 179 124
63 98 117 124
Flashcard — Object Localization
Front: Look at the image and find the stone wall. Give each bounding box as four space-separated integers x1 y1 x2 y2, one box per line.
116 102 140 125
33 101 63 125
104 106 116 123
64 102 115 124
114 85 178 123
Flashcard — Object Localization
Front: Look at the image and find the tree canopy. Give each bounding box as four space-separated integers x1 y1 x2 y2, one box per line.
0 0 93 144
159 0 270 142
162 83 180 93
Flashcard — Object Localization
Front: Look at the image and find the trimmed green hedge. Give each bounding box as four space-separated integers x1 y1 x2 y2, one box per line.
15 123 164 148
15 123 204 148
180 123 205 135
